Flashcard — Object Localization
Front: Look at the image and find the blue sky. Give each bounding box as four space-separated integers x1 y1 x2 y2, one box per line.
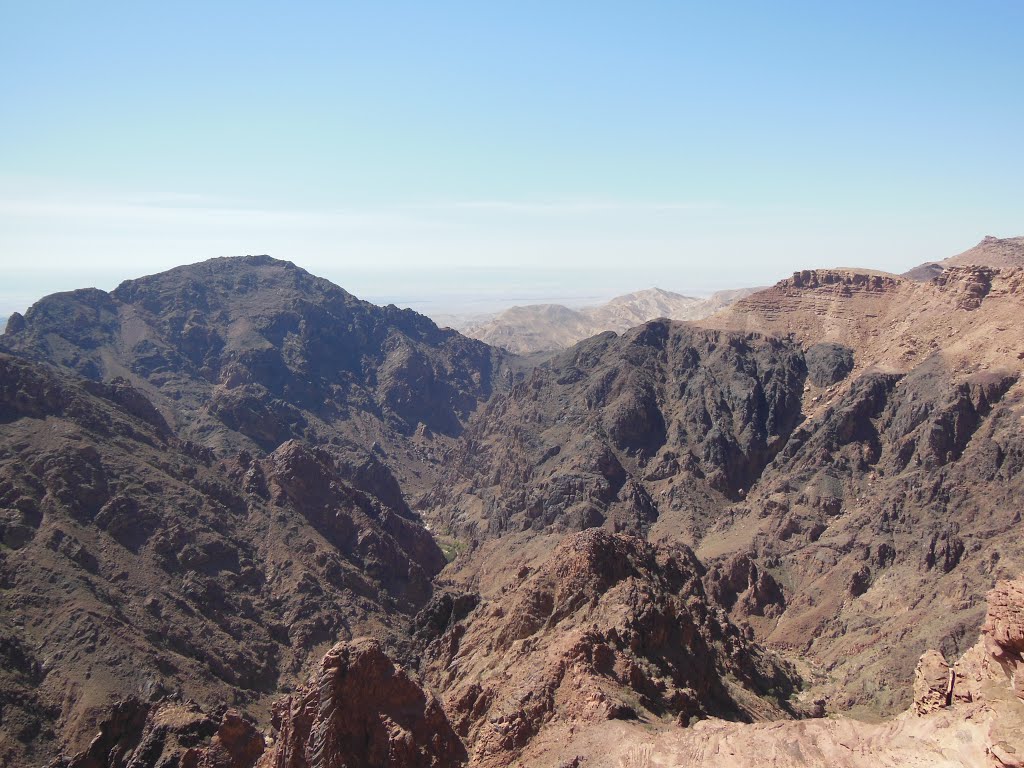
1 1 1022 315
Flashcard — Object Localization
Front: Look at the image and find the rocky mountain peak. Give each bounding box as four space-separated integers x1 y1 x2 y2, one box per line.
1 256 504 459
260 638 464 768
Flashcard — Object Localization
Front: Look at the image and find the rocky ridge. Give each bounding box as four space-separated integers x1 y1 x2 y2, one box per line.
492 576 1024 767
426 322 807 543
905 236 1024 281
52 699 265 768
421 530 800 767
692 263 1024 710
705 264 1024 387
430 261 1024 718
258 638 464 768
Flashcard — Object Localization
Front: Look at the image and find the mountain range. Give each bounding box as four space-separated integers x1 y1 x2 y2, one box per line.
1 237 1023 767
452 286 762 355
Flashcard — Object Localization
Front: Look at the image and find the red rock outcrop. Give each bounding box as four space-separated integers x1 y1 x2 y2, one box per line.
200 711 268 768
983 577 1024 663
934 265 998 309
703 552 786 619
257 439 445 608
258 639 464 768
785 269 903 294
913 650 952 714
52 700 264 768
422 530 800 767
906 576 1024 766
952 576 1024 708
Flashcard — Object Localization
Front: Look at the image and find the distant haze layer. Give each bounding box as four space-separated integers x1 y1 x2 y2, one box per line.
0 263 769 320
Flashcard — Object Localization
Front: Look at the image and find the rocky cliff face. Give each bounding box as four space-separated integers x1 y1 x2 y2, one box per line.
51 699 265 768
694 267 1024 714
427 265 1024 718
705 265 1024 381
905 235 1024 280
951 576 1024 710
476 575 1024 768
908 576 1024 766
49 532 803 768
55 569 1024 768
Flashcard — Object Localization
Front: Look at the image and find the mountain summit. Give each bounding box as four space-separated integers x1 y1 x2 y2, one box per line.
2 255 504 466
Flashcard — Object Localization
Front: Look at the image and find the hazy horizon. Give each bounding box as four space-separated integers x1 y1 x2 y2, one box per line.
0 260 765 320
0 230 1004 322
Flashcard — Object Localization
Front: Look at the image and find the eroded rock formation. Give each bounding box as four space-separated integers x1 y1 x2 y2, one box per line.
258 639 464 768
51 700 264 768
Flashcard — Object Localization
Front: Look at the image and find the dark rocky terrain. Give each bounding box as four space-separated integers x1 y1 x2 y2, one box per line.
2 249 1024 767
0 258 505 765
425 322 807 540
